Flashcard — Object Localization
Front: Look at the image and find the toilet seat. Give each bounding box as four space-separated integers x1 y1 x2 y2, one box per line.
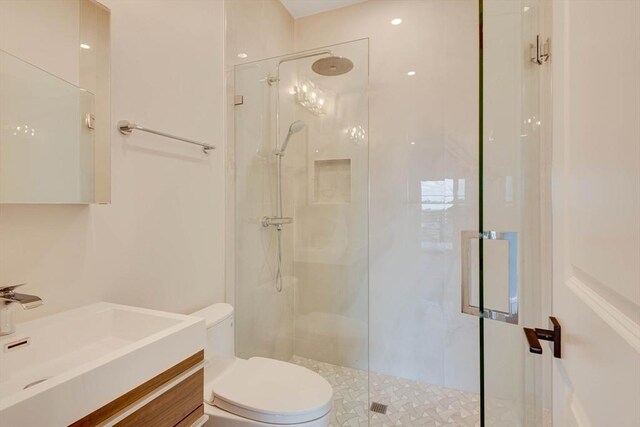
207 357 333 425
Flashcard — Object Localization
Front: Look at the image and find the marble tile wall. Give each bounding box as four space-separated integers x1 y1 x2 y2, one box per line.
288 39 370 371
293 0 481 392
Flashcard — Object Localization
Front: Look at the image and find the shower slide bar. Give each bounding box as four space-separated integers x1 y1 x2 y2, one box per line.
117 120 216 153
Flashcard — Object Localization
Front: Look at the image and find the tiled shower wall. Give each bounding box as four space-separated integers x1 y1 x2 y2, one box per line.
293 0 480 392
224 0 296 361
288 39 370 371
226 0 481 393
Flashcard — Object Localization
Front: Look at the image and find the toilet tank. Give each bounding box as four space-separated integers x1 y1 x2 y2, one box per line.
191 303 235 380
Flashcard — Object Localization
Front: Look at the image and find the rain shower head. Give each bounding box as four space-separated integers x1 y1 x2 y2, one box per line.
312 56 354 76
278 120 306 155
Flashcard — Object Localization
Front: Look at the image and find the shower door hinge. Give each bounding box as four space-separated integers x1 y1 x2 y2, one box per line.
530 35 550 65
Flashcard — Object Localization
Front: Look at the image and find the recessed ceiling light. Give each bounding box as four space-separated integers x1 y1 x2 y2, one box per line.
407 71 416 76
237 53 248 59
410 141 416 145
391 18 402 25
80 43 91 49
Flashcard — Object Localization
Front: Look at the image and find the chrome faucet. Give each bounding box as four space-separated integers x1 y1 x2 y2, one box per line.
0 284 43 336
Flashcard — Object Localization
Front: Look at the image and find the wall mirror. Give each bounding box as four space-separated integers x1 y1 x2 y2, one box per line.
0 0 110 204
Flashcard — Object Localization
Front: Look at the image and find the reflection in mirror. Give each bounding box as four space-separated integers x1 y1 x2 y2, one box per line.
0 51 95 203
0 0 110 204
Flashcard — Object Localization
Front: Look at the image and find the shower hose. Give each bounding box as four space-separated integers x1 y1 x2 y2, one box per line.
275 226 283 292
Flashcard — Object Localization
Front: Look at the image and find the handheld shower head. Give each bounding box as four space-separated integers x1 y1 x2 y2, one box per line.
278 120 306 155
289 120 306 134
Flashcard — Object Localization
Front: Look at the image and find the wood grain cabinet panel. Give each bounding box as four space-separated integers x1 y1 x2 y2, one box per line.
116 369 203 427
175 405 205 427
70 351 204 427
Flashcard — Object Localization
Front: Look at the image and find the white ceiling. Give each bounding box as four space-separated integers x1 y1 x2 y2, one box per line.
279 0 368 18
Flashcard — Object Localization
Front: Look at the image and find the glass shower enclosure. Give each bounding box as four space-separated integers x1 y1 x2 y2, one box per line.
234 38 370 424
231 0 549 424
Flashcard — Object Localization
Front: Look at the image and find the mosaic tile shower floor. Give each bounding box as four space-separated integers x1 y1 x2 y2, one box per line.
291 356 481 427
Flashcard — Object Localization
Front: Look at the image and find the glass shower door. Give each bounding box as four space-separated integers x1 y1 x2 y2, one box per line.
477 0 549 425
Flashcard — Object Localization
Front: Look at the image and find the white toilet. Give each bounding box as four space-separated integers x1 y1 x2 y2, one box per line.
192 303 333 427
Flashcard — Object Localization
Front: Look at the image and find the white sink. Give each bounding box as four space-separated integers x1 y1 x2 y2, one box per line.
0 302 205 427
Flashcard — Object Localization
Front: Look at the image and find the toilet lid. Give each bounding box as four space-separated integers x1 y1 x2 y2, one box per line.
210 357 333 424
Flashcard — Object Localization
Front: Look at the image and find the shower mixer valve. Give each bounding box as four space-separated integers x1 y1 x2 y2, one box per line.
261 217 293 228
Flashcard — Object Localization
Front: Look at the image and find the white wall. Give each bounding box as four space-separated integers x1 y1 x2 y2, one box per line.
0 0 80 85
0 0 226 320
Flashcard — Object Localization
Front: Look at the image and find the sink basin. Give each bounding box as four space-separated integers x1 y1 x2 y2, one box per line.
0 302 205 426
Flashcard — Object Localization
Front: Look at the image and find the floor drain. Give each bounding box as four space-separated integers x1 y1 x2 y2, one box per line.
370 402 388 414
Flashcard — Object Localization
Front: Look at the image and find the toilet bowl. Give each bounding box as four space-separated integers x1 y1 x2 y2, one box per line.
192 304 333 427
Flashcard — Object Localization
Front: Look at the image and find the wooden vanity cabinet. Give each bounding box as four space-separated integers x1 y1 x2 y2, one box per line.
70 351 204 427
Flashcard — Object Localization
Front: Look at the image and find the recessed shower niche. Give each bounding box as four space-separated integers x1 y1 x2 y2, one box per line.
313 158 351 204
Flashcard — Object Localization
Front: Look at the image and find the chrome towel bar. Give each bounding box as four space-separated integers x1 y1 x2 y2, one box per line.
117 120 215 153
